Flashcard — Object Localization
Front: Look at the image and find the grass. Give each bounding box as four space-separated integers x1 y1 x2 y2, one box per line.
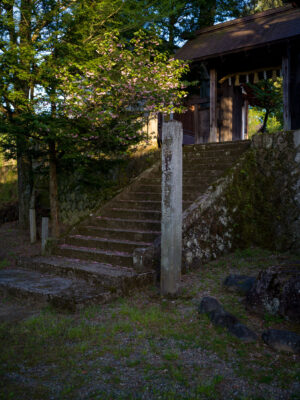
0 248 299 399
0 164 17 207
0 259 9 269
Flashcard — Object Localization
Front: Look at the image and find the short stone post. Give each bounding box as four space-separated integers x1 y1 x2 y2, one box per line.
161 120 183 295
41 217 49 254
29 209 37 244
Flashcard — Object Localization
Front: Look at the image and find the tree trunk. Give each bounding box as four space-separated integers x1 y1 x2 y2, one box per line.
49 140 60 238
17 150 32 229
259 109 270 133
16 0 33 229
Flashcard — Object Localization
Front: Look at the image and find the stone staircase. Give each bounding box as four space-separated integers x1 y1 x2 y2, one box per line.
0 140 251 311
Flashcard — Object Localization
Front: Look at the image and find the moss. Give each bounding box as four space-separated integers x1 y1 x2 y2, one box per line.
224 143 297 251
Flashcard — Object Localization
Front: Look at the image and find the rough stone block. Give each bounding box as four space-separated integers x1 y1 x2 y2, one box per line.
246 265 300 321
198 296 257 342
223 274 256 295
262 329 300 353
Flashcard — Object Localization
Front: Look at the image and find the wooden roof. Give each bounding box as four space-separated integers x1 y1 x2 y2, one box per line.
176 5 300 61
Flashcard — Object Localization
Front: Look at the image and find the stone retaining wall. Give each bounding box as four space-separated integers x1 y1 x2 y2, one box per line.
135 130 300 272
182 130 300 269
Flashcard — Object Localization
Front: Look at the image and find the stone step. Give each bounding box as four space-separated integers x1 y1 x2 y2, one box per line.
183 170 224 178
110 199 192 211
147 167 233 180
90 216 161 231
123 191 200 202
183 140 251 153
182 162 236 171
65 234 151 253
0 268 114 312
138 177 213 187
182 150 248 161
131 184 205 194
18 256 154 293
55 244 134 268
77 226 160 242
109 200 162 211
103 208 161 221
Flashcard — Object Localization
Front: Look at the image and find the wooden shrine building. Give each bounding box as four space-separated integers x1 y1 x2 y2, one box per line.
167 4 300 144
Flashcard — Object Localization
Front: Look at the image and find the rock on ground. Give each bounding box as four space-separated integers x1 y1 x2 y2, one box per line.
223 274 256 295
246 265 300 321
262 329 300 354
198 296 257 342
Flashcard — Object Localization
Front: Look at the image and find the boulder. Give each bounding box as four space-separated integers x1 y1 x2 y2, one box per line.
198 296 257 342
198 296 223 314
262 329 300 354
223 274 256 295
246 265 300 321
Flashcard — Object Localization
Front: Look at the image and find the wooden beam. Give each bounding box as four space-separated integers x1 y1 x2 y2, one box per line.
209 69 218 142
282 52 291 130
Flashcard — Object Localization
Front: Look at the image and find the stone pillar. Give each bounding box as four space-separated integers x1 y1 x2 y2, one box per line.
161 120 183 295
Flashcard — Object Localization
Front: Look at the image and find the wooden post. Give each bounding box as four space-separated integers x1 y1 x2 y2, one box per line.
209 69 218 142
161 120 183 296
29 209 36 244
282 52 291 131
41 217 49 254
194 104 200 144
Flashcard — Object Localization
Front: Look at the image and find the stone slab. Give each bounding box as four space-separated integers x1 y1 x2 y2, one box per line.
0 269 114 311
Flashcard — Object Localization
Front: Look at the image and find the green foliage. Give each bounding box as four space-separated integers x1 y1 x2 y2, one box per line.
0 1 188 166
246 78 283 134
0 164 17 206
248 108 282 137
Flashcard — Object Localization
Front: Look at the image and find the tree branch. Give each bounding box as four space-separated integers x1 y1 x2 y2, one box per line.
31 0 76 43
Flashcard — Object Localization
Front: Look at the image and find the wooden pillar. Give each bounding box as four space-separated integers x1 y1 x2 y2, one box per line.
282 51 291 131
194 105 200 144
209 69 218 142
290 43 300 130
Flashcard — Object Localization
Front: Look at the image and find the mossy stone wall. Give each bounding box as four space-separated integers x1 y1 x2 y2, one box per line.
182 131 300 269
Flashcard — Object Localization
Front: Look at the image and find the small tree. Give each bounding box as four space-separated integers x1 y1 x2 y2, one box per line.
1 22 188 236
246 78 283 133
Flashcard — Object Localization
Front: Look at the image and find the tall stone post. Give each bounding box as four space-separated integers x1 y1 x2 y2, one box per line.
161 120 183 295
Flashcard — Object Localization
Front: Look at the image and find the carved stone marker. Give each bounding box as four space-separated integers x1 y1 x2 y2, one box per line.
161 120 183 295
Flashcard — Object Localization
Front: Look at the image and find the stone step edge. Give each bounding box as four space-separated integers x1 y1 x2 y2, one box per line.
94 216 161 224
68 235 152 247
0 268 117 312
17 256 156 292
58 244 134 258
106 208 161 214
79 226 161 235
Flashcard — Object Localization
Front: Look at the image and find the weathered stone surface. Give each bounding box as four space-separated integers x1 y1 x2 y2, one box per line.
198 296 223 314
246 265 300 321
198 296 257 342
181 130 300 269
0 269 117 311
161 121 182 295
262 329 300 353
223 274 256 295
